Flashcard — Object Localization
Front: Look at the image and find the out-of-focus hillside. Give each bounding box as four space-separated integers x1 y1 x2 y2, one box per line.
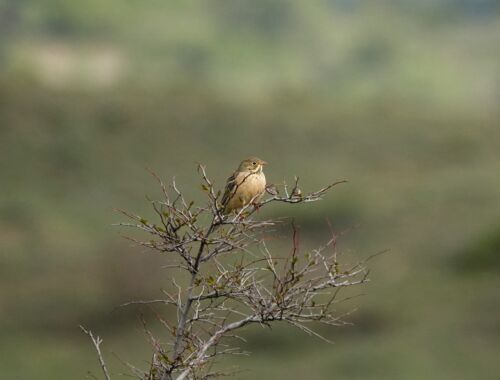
2 1 500 106
1 1 500 379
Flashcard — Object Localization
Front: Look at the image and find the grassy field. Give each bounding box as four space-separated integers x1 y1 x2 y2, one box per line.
1 1 500 379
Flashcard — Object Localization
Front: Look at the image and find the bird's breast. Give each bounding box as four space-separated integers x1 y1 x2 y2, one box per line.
236 172 266 199
247 172 266 191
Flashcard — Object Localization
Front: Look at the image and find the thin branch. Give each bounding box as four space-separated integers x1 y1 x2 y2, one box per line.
80 325 112 380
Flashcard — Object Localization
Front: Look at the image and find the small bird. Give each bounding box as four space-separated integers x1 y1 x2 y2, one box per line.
221 157 267 215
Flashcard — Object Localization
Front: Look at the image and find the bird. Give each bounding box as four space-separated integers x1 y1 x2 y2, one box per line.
220 157 267 215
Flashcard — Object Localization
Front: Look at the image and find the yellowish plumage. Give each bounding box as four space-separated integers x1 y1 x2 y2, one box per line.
221 157 267 214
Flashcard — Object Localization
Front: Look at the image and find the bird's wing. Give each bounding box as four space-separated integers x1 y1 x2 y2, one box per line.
221 172 238 207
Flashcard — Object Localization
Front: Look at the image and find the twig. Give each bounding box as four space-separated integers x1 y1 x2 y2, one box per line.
80 325 112 380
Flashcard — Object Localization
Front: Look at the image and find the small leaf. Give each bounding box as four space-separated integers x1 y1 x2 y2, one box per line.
154 225 166 232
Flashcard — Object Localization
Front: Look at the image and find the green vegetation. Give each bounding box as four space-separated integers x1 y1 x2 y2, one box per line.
1 1 500 379
455 225 500 272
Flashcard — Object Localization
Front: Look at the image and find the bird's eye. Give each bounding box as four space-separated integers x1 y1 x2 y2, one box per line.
252 162 256 165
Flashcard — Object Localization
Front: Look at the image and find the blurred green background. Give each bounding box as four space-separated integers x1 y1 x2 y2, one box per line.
1 1 500 379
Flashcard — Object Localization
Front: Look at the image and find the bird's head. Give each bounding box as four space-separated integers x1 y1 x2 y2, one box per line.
238 157 267 173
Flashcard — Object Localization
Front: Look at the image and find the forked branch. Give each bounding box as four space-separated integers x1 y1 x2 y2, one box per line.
80 325 112 380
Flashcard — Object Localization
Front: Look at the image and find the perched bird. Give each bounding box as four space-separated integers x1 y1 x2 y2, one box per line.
221 157 267 214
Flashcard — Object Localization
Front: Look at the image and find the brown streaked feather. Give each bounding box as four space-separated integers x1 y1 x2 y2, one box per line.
221 173 237 208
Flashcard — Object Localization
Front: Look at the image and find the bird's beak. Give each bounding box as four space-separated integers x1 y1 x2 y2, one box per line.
260 160 268 166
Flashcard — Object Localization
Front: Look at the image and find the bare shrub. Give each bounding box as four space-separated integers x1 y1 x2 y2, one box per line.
82 164 370 380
